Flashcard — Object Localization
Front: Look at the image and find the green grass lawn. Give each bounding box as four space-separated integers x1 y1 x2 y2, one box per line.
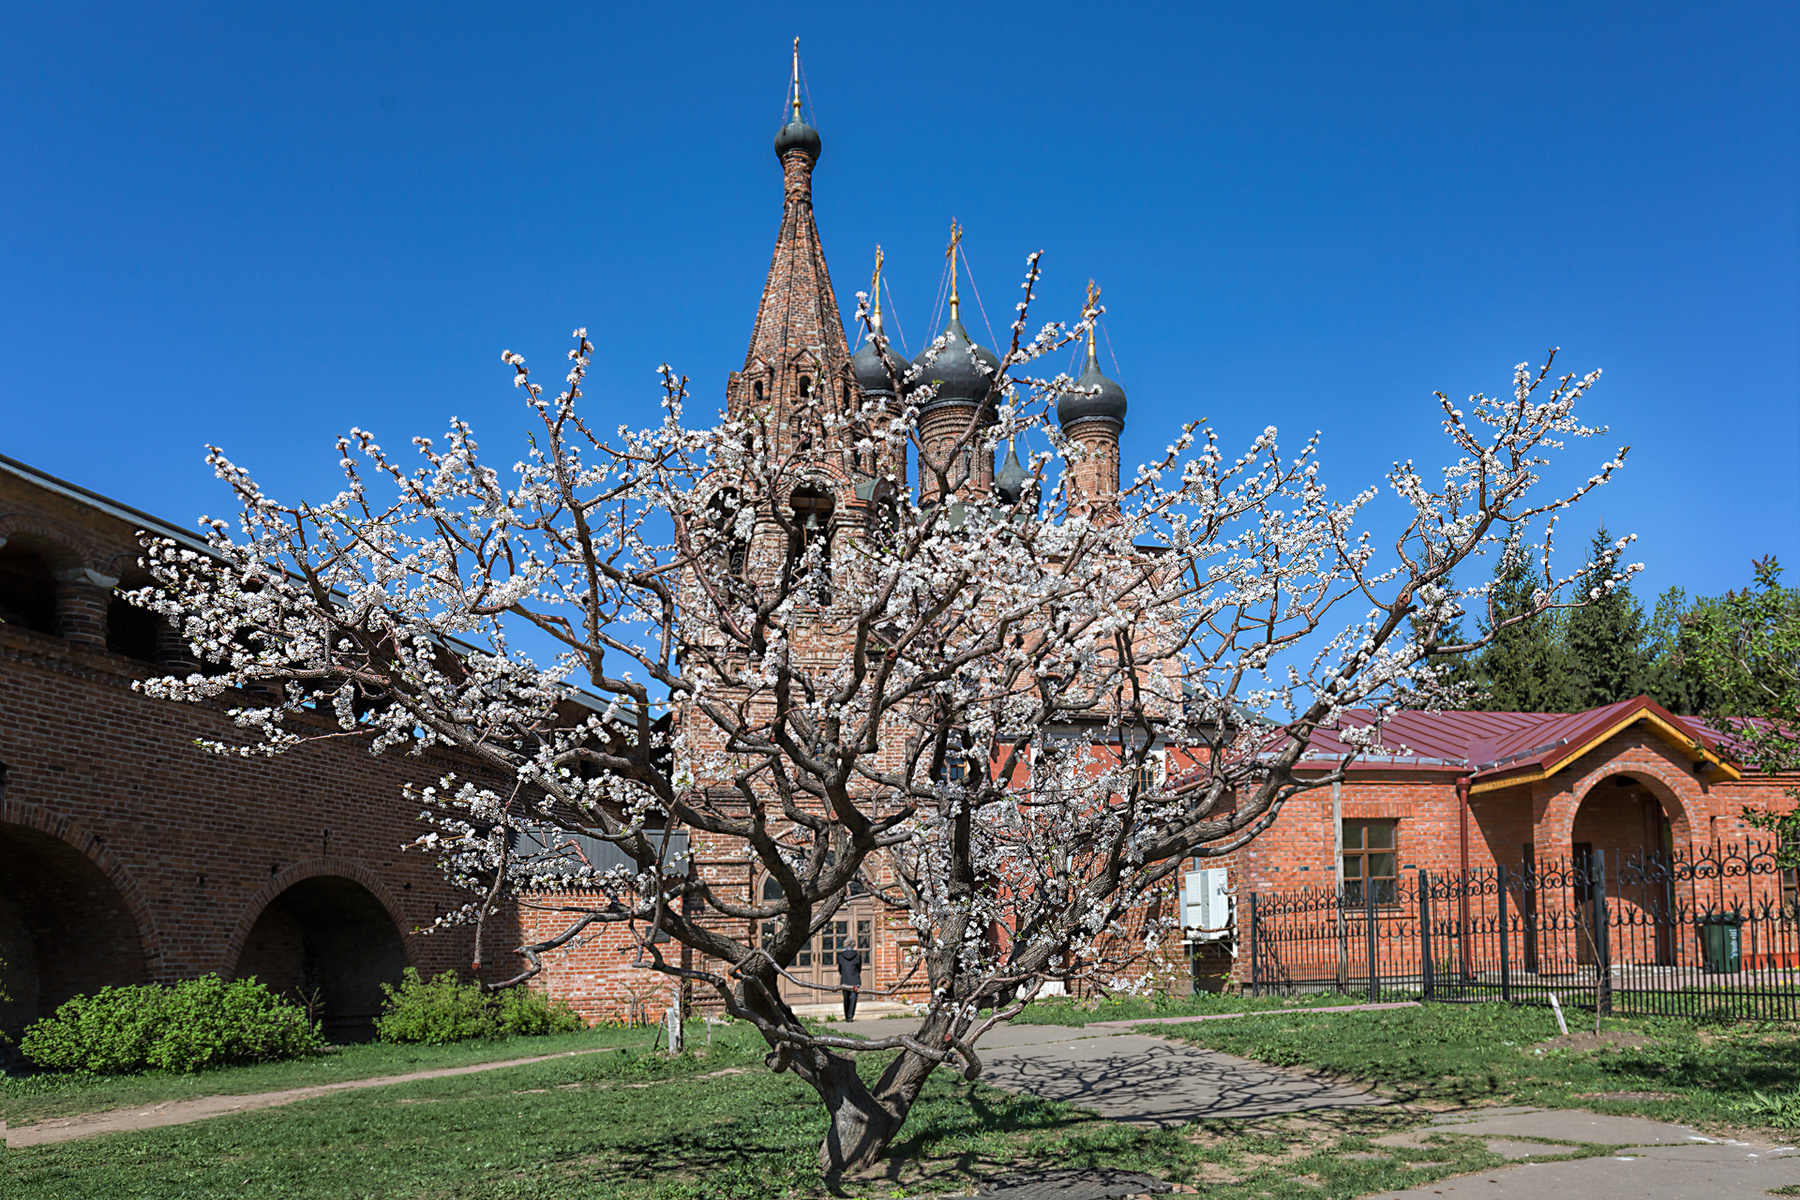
7 1004 1794 1199
1 1026 652 1127
2 1019 1515 1200
1141 1001 1800 1135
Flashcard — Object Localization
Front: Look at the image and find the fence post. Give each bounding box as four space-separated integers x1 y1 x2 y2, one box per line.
1498 863 1511 1004
1594 848 1612 1016
1366 864 1379 1002
1419 869 1434 1001
1249 892 1260 998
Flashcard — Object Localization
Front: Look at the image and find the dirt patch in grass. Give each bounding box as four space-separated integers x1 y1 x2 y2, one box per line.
1533 1031 1649 1053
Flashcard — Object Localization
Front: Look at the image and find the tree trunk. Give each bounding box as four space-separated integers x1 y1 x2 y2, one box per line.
818 1076 905 1174
812 1052 908 1176
810 1030 969 1178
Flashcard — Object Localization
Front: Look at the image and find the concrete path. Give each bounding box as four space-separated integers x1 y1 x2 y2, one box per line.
2 1046 622 1148
822 1014 1799 1198
820 1017 1385 1126
978 1025 1383 1126
1365 1106 1800 1198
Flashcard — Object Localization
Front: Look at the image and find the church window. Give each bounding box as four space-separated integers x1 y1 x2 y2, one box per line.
753 380 764 402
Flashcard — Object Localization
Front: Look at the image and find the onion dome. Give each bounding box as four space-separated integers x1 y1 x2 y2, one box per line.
774 117 821 162
775 41 822 162
853 248 900 399
1058 332 1127 428
910 315 1000 411
995 439 1030 506
853 336 898 399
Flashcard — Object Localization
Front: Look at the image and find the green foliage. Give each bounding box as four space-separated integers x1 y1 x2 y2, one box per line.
1732 1089 1800 1129
1153 1001 1800 1130
1476 538 1575 711
1563 524 1653 709
374 967 584 1044
1702 559 1800 866
1407 569 1483 707
19 975 321 1074
2 1027 629 1129
0 1013 1506 1200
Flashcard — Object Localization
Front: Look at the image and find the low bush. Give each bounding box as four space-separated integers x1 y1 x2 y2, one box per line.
375 968 584 1044
20 975 321 1073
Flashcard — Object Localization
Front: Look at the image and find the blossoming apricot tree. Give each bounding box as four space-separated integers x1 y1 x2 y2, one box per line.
134 260 1629 1174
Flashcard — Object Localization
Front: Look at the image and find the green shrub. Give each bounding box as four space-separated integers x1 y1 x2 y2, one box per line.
20 975 321 1073
494 981 585 1036
375 968 584 1044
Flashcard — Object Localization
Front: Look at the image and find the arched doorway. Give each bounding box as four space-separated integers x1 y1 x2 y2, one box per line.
1570 774 1680 966
235 876 408 1041
0 823 148 1041
759 870 875 1008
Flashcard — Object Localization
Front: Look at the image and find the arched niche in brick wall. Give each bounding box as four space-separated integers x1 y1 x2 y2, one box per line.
0 814 155 1040
1571 768 1693 859
230 864 411 1043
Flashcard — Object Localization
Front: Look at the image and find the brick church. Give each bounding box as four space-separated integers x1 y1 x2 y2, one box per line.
2 68 1793 1036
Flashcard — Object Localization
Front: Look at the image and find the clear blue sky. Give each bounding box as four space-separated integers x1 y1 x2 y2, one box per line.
3 2 1794 608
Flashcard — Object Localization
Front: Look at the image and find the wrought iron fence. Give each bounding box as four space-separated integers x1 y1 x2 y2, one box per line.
1245 840 1800 1021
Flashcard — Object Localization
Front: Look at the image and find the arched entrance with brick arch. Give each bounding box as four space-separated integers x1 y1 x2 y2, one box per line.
230 860 411 1041
0 802 159 1040
1566 767 1695 967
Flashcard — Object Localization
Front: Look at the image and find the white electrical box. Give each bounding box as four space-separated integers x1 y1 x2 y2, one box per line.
1182 868 1233 942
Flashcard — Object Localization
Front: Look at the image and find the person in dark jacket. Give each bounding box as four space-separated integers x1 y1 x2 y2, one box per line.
835 943 863 1020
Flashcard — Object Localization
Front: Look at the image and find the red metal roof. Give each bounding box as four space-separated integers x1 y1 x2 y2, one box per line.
1289 695 1735 785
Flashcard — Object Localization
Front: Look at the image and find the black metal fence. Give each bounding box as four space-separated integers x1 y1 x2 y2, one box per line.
1246 840 1800 1021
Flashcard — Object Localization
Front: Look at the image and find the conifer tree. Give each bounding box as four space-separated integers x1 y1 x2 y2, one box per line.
1478 537 1575 711
1563 523 1651 708
1408 569 1482 706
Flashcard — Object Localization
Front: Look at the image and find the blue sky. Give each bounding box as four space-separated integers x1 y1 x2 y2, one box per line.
2 2 1794 610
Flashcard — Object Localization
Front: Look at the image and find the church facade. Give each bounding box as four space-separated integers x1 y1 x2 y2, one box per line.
518 92 1798 1018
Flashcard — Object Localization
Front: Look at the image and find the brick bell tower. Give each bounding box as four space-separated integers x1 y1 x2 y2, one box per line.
726 41 861 473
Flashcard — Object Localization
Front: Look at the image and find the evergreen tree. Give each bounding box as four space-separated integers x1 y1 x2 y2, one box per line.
1563 523 1652 708
1407 569 1482 707
1477 536 1575 711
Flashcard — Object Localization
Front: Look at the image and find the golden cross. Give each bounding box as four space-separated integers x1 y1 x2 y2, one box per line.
791 38 802 120
871 246 884 318
947 219 963 318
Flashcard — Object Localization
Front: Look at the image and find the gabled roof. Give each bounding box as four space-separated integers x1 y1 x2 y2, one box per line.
1293 695 1741 790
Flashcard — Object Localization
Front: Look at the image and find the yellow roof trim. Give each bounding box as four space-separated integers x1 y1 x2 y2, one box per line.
1468 708 1740 795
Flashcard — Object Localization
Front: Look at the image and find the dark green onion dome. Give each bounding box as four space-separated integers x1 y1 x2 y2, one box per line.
995 440 1031 506
909 315 1001 411
774 118 821 162
852 335 900 398
1058 340 1127 428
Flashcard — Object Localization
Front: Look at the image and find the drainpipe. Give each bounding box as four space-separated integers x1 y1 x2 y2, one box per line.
1457 774 1472 980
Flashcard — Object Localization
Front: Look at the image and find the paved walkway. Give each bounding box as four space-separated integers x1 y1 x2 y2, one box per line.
820 1013 1389 1125
973 1023 1383 1126
2 1047 622 1148
821 1011 1800 1197
1366 1106 1799 1198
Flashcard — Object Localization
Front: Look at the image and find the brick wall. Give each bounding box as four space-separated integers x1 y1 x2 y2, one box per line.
0 465 489 1038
